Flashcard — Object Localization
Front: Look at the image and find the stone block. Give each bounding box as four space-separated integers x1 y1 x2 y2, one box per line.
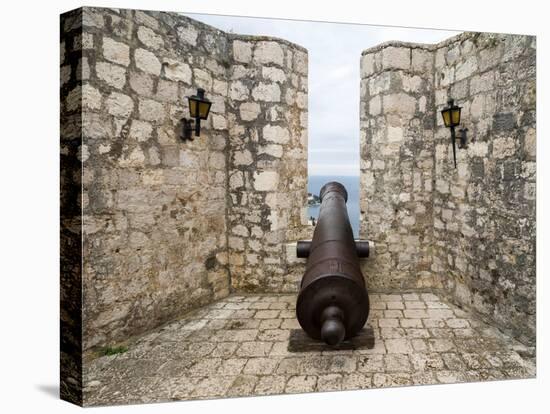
285 375 317 393
402 75 423 93
64 86 80 112
361 53 376 77
263 125 289 144
212 114 227 130
239 102 261 121
233 40 252 63
262 66 286 83
524 128 536 158
293 51 308 74
259 144 283 158
252 83 281 102
233 150 253 166
96 61 127 89
82 33 94 49
129 119 153 142
385 338 413 354
253 171 279 191
139 98 165 123
411 48 432 73
194 68 213 90
369 95 381 116
253 41 284 66
137 26 164 49
177 24 198 46
105 92 134 118
129 71 154 96
383 93 416 115
382 46 411 70
467 141 488 157
492 137 516 159
82 85 102 111
387 126 404 143
369 72 391 95
455 56 478 81
135 48 161 75
470 71 495 95
102 37 130 66
162 59 192 83
229 81 249 101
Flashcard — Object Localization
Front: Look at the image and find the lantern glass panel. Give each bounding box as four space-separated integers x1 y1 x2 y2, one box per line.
451 108 461 126
198 101 211 120
188 98 198 118
441 109 451 127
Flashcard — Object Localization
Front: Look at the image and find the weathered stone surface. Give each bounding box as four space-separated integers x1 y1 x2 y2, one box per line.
105 92 134 117
177 23 198 46
82 292 535 405
137 26 164 50
129 71 154 96
360 32 536 347
239 102 261 121
524 128 536 158
260 144 283 158
294 51 308 75
193 68 212 90
233 150 253 166
63 8 309 365
263 66 286 83
129 120 153 142
138 98 165 123
412 48 432 72
135 48 161 75
233 40 252 63
162 59 192 83
253 41 284 66
81 85 102 110
383 93 416 115
382 46 410 70
252 82 281 102
253 171 279 191
263 125 289 144
492 137 516 159
96 61 126 89
230 81 249 101
102 37 130 66
361 53 375 77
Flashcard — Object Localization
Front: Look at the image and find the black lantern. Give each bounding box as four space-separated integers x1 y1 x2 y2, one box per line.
181 88 212 141
440 98 468 168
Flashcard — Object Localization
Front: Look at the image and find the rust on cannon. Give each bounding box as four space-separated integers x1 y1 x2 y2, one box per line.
296 181 370 346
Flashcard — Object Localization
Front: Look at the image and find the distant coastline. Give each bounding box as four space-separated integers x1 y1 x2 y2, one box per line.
308 175 360 237
307 192 321 206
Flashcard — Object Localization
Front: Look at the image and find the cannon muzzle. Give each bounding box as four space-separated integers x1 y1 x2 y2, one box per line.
296 182 370 346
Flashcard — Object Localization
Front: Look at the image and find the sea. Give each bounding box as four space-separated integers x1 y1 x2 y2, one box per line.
307 175 360 238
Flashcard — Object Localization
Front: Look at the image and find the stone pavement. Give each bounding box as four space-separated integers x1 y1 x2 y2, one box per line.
83 291 535 406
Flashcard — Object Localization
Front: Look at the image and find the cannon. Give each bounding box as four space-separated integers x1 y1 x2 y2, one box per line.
296 181 371 346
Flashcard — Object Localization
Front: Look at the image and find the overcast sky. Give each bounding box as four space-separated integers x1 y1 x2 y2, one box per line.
186 13 460 176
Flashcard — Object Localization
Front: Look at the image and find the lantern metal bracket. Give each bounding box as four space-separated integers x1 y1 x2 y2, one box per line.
457 127 468 149
180 118 196 141
449 126 469 168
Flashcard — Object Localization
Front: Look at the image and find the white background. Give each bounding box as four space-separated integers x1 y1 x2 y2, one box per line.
0 0 547 412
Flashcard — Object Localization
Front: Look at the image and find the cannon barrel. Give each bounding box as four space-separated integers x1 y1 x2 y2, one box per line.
296 181 370 346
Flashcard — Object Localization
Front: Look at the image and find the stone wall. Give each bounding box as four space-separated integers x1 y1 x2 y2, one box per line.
60 6 309 360
359 32 536 345
227 35 309 292
360 42 438 290
60 9 84 403
431 33 536 345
